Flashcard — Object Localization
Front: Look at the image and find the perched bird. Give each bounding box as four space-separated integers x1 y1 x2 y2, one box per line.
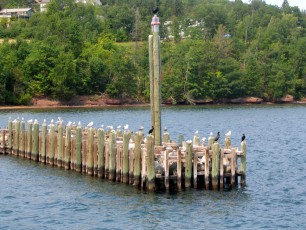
117 125 121 129
124 124 129 130
107 125 113 130
195 130 199 135
148 126 154 134
87 121 94 127
164 127 167 131
241 133 246 142
225 130 231 137
78 121 81 126
51 119 54 124
214 132 220 142
152 6 159 14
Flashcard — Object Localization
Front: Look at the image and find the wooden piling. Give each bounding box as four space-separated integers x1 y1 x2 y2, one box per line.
164 148 170 191
141 146 147 189
241 141 247 186
20 120 25 157
204 148 210 190
31 121 39 161
185 141 193 188
57 124 63 167
13 119 20 155
212 142 220 190
231 148 237 187
49 124 55 166
225 136 231 149
40 121 47 163
64 125 72 170
109 131 116 181
82 139 87 173
133 132 141 186
1 129 5 153
26 121 32 159
75 125 82 172
122 131 131 184
8 119 13 154
177 148 182 191
87 127 94 175
193 151 198 189
163 130 170 143
208 134 214 150
219 149 224 190
97 128 105 178
116 141 122 182
147 135 155 191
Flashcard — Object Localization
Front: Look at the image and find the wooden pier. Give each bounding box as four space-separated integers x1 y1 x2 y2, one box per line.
0 119 247 192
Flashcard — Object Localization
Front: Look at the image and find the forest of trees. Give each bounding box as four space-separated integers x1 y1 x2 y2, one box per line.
0 0 306 105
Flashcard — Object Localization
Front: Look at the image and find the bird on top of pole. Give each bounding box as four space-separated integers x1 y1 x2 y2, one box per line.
151 6 160 33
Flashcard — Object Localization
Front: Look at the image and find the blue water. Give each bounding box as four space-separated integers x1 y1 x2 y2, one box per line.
1 104 306 229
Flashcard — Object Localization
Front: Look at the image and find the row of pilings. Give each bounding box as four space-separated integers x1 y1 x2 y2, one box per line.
0 119 246 192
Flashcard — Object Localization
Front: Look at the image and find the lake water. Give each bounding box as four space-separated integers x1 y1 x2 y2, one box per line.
1 104 306 229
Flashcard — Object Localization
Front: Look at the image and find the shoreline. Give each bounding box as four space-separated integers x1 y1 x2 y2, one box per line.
1 101 306 110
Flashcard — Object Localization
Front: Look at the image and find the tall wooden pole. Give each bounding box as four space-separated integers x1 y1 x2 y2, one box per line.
149 14 161 146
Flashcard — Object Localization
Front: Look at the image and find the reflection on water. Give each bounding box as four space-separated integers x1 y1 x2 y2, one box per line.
1 104 306 229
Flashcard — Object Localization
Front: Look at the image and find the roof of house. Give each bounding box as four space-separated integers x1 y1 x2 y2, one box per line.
0 8 33 13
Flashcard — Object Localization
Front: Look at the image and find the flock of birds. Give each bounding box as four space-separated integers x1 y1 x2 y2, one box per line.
8 117 246 143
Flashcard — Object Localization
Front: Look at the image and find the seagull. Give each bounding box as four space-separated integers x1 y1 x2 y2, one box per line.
28 119 33 123
107 125 113 130
139 126 144 130
124 124 129 130
148 126 154 134
78 121 81 126
210 132 213 137
87 121 94 127
214 132 220 142
241 134 246 142
164 127 167 131
101 124 104 128
152 6 159 14
195 130 198 135
117 125 121 129
51 119 54 124
225 130 231 137
43 119 46 123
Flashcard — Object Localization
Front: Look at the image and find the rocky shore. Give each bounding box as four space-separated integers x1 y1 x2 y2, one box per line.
0 94 305 110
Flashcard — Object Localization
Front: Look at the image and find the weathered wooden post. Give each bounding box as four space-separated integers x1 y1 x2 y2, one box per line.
8 118 13 154
26 120 33 159
208 132 214 150
133 132 141 186
162 128 170 143
193 132 199 146
20 119 25 157
225 135 231 149
193 150 198 189
149 11 162 146
241 140 247 186
109 131 116 181
212 142 221 190
13 118 20 155
1 129 5 153
185 140 193 188
87 127 94 175
31 120 39 161
97 128 105 178
231 148 237 187
64 125 72 170
40 120 47 163
75 125 82 172
122 130 131 184
57 124 63 167
147 135 155 191
49 122 55 165
164 147 170 191
177 134 184 147
204 148 210 190
177 148 182 191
